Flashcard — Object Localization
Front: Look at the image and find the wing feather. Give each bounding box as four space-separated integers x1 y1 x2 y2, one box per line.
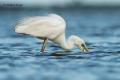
15 15 65 37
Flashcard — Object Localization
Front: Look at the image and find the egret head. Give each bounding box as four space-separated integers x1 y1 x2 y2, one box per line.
79 42 89 52
70 35 89 52
77 39 89 52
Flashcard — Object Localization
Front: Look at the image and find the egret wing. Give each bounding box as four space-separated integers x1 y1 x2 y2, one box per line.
15 16 65 38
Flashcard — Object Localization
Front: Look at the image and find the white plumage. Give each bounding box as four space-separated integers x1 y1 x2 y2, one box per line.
15 14 88 53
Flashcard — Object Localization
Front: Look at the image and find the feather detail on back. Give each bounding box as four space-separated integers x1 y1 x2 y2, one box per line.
15 14 66 39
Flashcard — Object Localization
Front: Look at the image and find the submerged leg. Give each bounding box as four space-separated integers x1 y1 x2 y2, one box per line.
40 38 48 53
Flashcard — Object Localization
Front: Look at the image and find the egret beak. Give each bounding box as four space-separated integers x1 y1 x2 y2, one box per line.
80 43 89 52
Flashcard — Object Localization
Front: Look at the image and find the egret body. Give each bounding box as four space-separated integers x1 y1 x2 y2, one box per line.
15 14 88 53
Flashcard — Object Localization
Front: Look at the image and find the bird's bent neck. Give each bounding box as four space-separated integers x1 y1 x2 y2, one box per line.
53 33 81 50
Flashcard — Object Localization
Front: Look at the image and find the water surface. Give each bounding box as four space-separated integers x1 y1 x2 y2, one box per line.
0 8 120 80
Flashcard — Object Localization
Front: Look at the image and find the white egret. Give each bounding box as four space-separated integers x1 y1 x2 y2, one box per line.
15 14 89 53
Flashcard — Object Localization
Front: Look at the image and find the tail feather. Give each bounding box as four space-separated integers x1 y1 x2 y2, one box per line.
15 25 28 33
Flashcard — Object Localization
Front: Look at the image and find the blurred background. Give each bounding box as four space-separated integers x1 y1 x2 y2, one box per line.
0 0 120 80
1 0 120 8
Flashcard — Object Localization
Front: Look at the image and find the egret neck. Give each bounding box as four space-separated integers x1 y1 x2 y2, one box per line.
53 33 89 52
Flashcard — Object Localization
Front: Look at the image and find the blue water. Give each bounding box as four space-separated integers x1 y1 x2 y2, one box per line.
0 8 120 80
